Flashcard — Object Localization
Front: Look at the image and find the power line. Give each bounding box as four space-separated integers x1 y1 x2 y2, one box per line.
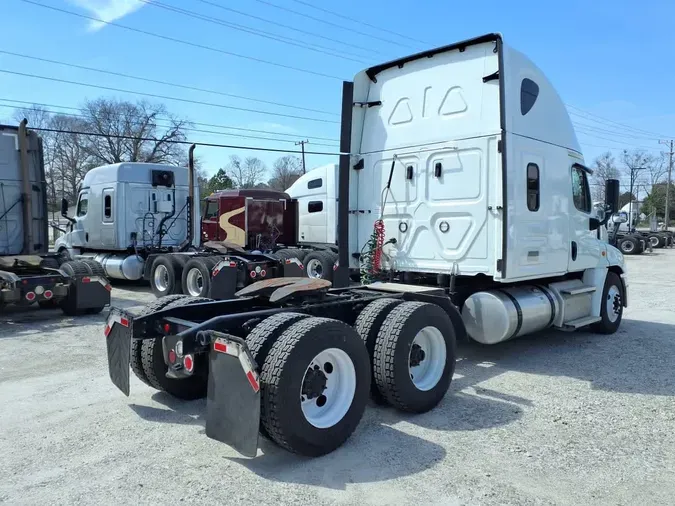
192 0 384 58
249 0 418 50
0 69 340 124
567 104 674 139
0 51 337 117
572 120 659 141
28 126 344 156
138 0 368 64
287 0 429 46
19 0 345 81
0 103 339 146
0 98 340 141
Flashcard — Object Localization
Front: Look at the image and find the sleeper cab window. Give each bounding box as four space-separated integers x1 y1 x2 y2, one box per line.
104 195 112 219
307 178 322 189
571 165 592 213
520 78 539 116
308 201 323 213
526 163 540 211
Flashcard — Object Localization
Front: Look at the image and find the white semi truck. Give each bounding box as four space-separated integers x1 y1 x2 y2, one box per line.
104 33 628 459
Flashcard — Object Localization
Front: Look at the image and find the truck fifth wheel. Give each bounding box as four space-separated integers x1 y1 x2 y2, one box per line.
104 33 628 457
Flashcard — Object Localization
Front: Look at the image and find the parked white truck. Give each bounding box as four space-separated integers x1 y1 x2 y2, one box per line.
55 161 200 281
104 34 628 459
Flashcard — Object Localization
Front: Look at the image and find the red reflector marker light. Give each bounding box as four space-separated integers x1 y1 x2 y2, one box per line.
82 277 91 283
105 284 112 292
212 269 220 277
25 292 36 301
44 290 53 299
183 355 194 372
260 269 267 277
104 325 111 337
120 317 130 327
249 270 256 279
214 341 227 354
168 349 177 364
163 323 171 333
246 371 260 393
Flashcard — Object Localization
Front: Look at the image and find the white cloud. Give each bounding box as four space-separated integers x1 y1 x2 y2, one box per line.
68 0 144 31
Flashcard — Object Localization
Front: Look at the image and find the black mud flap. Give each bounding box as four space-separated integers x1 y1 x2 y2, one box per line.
281 257 307 278
209 260 239 300
205 333 261 458
104 310 132 396
73 275 112 309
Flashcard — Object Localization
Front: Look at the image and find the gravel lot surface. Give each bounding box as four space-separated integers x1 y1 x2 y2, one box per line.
1 252 674 505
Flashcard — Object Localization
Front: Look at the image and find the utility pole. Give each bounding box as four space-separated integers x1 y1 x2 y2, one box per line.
627 165 646 231
295 139 309 174
660 139 674 231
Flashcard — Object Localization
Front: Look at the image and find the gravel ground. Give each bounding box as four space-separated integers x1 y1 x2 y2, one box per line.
1 252 674 505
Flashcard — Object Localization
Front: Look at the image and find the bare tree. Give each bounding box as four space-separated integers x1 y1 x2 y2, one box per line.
267 155 302 191
80 98 189 165
591 152 620 201
225 155 267 188
622 149 656 199
12 104 52 129
49 115 95 205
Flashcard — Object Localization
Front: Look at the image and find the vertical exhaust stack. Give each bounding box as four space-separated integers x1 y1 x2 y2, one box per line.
18 119 33 255
183 143 196 250
334 81 354 289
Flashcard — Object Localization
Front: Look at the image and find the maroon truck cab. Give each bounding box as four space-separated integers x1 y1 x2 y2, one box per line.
201 189 298 249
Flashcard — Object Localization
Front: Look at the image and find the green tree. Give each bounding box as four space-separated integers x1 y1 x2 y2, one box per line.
205 169 234 195
641 183 675 218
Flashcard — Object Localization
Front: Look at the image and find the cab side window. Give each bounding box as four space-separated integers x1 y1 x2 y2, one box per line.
76 194 89 217
204 200 219 220
571 166 591 213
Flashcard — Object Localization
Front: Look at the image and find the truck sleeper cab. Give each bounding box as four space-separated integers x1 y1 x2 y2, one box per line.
104 33 627 459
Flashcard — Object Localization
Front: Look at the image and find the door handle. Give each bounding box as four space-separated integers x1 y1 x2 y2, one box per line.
571 241 577 261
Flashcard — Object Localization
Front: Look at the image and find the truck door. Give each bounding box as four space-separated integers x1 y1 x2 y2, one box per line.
70 190 88 247
100 188 116 248
568 162 601 271
297 172 328 243
201 199 220 242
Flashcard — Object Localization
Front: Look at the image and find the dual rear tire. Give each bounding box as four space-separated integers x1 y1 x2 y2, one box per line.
246 301 457 456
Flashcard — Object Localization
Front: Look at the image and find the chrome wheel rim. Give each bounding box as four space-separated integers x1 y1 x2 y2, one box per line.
153 264 170 292
185 267 204 296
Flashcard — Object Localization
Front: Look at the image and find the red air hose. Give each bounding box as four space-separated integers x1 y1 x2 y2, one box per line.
373 219 385 271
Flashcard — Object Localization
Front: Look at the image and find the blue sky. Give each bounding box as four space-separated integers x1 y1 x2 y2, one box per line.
1 0 674 183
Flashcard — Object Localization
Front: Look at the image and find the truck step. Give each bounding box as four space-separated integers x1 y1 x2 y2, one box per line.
563 315 602 329
560 285 596 295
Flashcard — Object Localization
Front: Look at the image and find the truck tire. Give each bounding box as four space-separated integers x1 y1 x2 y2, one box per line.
140 296 213 400
245 312 310 438
618 236 638 255
39 257 60 270
274 248 307 262
80 259 106 277
131 294 193 388
647 234 664 248
303 251 336 282
59 261 93 316
150 255 183 298
259 317 370 456
591 271 624 334
373 301 456 413
182 257 220 297
354 298 403 404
